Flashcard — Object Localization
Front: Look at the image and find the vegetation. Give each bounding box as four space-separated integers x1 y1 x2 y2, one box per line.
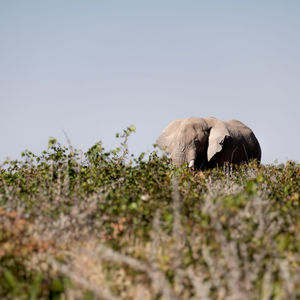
0 126 299 300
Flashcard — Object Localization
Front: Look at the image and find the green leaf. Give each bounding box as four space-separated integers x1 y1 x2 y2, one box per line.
48 137 57 149
3 270 17 289
129 124 136 132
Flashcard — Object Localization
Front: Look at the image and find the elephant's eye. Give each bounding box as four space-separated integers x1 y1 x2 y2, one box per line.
194 139 201 146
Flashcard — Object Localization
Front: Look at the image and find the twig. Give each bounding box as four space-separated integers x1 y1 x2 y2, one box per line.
47 256 120 300
65 245 183 300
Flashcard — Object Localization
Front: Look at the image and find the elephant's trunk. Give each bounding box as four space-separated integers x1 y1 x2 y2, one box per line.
171 149 186 166
172 146 197 168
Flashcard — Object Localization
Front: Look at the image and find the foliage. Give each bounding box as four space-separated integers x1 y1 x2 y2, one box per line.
0 126 299 299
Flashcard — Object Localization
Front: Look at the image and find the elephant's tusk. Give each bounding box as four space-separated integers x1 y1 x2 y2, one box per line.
188 159 195 168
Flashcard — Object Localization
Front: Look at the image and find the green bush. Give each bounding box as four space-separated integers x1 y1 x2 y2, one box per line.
0 126 299 299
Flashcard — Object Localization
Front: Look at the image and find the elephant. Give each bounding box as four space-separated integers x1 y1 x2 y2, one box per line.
156 117 261 170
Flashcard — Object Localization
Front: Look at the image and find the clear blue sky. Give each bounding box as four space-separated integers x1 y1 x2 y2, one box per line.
1 1 299 164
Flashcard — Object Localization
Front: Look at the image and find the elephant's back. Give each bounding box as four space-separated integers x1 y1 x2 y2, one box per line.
224 119 252 135
225 120 257 141
224 120 261 163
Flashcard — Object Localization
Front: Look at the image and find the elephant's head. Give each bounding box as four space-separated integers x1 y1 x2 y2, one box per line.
156 117 230 169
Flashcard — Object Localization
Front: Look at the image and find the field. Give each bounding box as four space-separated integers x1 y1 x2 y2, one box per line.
0 127 299 300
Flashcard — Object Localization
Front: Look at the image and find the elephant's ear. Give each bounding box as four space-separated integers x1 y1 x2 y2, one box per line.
207 118 230 161
156 119 183 153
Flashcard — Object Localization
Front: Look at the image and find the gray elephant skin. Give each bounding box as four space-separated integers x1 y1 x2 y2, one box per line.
157 117 261 170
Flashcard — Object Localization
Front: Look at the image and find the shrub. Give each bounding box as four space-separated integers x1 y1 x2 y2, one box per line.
0 127 299 299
